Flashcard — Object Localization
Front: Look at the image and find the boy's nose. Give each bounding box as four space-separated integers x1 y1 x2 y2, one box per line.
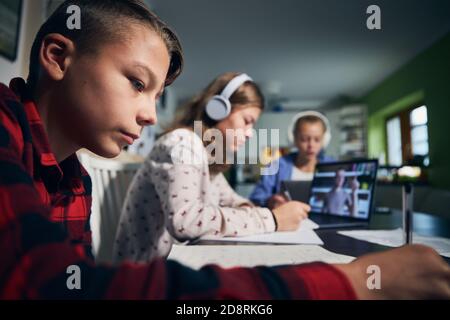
138 117 156 126
137 105 157 126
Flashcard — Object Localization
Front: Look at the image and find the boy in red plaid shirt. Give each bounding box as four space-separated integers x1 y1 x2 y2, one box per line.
0 0 448 299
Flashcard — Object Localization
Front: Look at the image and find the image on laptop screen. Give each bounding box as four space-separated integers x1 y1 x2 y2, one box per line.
308 160 378 220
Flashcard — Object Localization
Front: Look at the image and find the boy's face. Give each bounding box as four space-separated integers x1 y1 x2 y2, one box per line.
294 121 325 161
56 24 170 158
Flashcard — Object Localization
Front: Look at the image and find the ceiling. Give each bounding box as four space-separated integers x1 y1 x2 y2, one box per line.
146 0 450 106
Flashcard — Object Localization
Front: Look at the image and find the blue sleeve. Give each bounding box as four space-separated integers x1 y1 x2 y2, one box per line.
249 164 280 207
318 152 336 163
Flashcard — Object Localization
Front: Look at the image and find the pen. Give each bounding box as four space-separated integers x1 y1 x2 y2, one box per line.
283 190 292 201
402 183 413 244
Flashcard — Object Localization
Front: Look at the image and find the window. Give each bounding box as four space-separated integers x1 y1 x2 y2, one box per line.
386 117 402 166
385 105 429 166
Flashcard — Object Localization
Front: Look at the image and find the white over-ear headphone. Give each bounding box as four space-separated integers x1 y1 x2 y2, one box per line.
287 110 332 148
205 73 253 121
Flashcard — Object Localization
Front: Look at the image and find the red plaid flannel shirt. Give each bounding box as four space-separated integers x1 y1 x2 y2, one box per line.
0 78 356 299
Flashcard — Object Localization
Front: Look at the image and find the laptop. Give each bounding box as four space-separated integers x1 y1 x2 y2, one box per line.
307 159 379 229
281 180 312 203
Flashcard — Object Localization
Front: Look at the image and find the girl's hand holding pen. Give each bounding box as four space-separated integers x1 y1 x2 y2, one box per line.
272 201 310 231
267 193 289 209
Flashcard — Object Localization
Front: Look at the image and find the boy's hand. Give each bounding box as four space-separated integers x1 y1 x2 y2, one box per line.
272 201 310 231
334 244 450 299
268 194 288 209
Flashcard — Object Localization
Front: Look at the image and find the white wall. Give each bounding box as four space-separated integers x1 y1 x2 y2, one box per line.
324 109 341 159
253 111 298 148
0 0 44 85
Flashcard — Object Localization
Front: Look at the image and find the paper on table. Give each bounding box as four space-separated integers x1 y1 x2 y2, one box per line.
168 245 355 270
299 218 319 229
338 228 450 258
200 218 323 245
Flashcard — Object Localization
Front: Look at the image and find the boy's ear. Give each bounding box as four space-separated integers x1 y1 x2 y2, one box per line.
39 33 76 81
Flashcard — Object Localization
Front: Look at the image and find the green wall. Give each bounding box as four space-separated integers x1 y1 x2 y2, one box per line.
361 32 450 190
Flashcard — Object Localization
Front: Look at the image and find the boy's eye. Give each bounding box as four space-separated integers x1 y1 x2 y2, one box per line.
130 78 145 92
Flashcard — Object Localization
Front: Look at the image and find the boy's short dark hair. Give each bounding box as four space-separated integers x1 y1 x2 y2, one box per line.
27 0 183 93
293 115 326 136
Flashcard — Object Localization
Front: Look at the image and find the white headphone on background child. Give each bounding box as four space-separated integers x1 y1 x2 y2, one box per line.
205 73 254 121
287 110 332 148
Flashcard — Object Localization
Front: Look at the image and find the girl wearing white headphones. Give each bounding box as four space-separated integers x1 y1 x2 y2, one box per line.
114 72 309 263
250 111 334 209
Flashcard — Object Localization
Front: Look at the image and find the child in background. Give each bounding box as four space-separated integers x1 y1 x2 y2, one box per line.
250 111 334 209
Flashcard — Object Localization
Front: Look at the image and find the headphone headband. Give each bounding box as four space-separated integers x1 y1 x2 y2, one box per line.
220 73 253 99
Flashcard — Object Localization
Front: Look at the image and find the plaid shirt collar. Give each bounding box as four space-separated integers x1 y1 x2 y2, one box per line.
9 78 86 195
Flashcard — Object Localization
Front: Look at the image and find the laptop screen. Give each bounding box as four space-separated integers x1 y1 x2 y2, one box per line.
308 160 378 220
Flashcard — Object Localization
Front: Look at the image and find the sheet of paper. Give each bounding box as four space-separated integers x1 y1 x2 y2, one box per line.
338 228 450 258
200 219 323 245
168 245 355 270
299 218 319 229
